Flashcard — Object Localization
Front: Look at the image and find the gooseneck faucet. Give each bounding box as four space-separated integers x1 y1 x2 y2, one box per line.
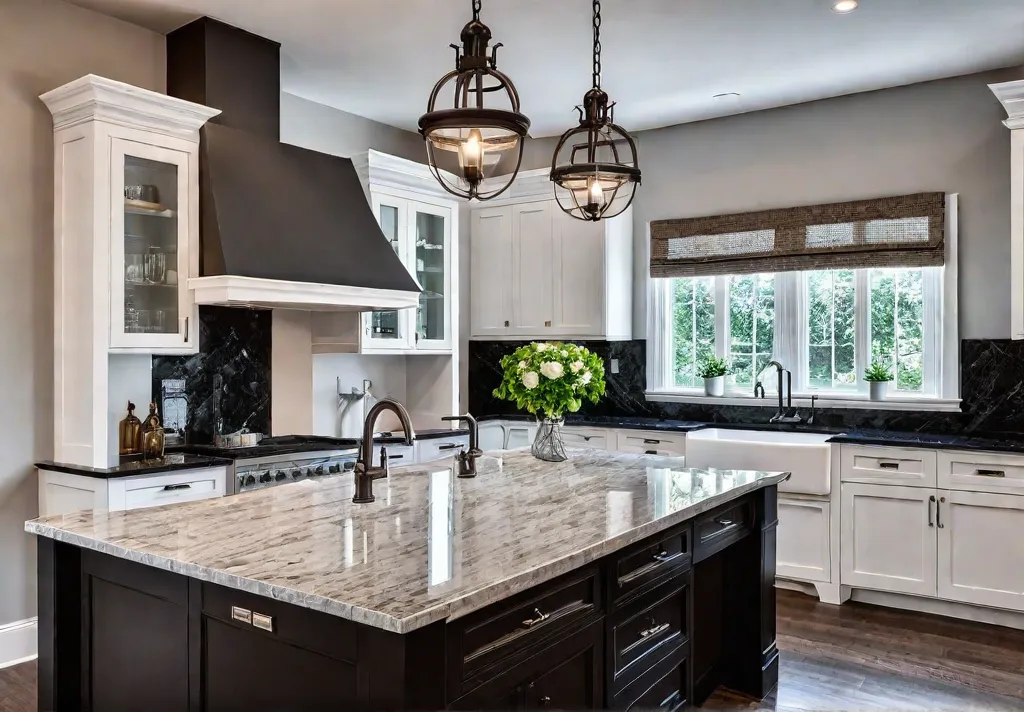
352 398 416 504
442 414 482 478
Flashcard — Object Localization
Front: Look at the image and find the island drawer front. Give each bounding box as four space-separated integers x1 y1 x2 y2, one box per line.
938 451 1024 494
201 582 358 663
448 566 602 695
616 431 687 457
610 580 689 693
840 445 937 487
693 499 753 564
610 639 689 711
611 526 691 606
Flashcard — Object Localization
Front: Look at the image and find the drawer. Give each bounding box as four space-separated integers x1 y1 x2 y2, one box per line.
562 427 610 450
616 431 686 456
112 467 226 511
202 582 357 663
448 566 602 694
610 640 689 711
611 526 691 606
938 451 1024 495
610 581 688 691
693 499 753 564
416 436 470 464
840 445 936 487
371 443 414 467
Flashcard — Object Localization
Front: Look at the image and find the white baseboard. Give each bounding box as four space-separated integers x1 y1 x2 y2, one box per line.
0 617 37 670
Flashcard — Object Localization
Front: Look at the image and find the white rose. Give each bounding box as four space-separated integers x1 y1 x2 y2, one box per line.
570 360 584 373
522 371 540 389
518 360 527 371
581 370 593 385
560 349 568 357
535 342 549 352
540 361 564 380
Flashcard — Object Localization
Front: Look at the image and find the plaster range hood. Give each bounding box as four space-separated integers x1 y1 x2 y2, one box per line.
167 17 421 312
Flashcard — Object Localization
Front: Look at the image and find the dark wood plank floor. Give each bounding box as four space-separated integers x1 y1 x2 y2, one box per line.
2 590 1024 711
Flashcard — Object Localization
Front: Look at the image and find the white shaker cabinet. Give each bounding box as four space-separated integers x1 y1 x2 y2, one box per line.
990 80 1024 339
41 75 219 354
938 490 1024 610
468 169 633 341
840 483 937 597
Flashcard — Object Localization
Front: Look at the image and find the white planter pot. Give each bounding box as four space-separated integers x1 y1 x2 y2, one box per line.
704 375 726 397
869 380 889 401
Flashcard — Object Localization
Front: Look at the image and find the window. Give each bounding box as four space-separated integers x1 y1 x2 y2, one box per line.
652 265 949 402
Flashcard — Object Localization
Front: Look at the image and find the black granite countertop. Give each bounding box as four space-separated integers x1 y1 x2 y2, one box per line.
824 430 1024 454
170 429 472 460
35 454 232 479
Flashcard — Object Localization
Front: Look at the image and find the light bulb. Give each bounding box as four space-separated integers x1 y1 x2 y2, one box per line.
589 180 604 204
832 0 858 13
458 129 485 185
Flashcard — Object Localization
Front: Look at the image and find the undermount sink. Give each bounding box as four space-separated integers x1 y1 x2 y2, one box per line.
685 429 832 495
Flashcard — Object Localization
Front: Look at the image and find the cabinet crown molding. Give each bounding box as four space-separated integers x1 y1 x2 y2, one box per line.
352 149 459 203
990 80 1024 130
40 74 221 139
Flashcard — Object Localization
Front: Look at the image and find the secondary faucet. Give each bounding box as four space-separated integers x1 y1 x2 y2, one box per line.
442 414 482 478
352 398 416 504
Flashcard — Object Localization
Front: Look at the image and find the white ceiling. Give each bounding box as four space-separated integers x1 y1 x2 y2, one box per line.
69 0 1024 137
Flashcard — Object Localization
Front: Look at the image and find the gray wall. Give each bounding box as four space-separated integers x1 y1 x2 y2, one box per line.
281 92 425 162
518 68 1023 339
0 0 165 629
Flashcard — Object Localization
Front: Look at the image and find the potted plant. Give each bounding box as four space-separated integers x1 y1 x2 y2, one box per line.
493 342 605 462
865 359 893 401
696 356 730 397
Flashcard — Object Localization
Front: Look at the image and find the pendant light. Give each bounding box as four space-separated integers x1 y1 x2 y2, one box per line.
418 0 531 200
550 0 641 221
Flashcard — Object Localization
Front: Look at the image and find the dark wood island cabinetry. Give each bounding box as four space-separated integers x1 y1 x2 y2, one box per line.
30 450 786 711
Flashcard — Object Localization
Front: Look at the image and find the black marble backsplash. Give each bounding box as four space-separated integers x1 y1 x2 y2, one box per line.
468 339 1024 440
152 306 271 445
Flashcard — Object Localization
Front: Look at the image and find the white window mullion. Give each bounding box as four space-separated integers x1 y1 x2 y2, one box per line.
854 269 870 394
773 271 803 392
715 276 729 362
922 267 942 398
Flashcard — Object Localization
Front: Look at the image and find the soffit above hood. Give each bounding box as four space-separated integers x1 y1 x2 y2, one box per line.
167 17 420 312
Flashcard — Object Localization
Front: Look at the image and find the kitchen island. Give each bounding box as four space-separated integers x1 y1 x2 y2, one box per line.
27 449 788 711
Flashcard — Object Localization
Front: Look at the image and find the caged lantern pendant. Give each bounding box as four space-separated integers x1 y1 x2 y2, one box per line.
550 0 641 221
418 0 531 201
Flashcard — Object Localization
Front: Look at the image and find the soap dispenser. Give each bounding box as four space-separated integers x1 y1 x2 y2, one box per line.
141 402 166 459
118 401 142 457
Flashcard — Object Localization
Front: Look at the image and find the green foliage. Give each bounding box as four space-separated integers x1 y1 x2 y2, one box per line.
696 356 730 379
865 359 893 382
492 342 606 418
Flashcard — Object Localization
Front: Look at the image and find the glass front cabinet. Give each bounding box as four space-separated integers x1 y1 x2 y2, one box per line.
359 191 455 354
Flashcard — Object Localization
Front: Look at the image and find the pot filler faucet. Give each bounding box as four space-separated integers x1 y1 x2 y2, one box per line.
756 361 817 425
352 398 415 504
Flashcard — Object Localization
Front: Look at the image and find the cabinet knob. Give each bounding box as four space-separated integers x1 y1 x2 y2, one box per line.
544 320 552 327
540 696 551 707
504 320 510 327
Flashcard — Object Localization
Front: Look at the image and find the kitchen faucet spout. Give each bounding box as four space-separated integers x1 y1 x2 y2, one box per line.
352 398 415 504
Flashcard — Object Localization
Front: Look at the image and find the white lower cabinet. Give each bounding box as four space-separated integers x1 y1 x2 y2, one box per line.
938 490 1024 610
416 435 471 465
504 423 537 449
479 422 507 452
777 496 831 583
840 483 937 597
561 427 610 450
615 431 686 457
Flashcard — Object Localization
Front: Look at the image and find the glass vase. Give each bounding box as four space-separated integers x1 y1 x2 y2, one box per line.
532 417 568 462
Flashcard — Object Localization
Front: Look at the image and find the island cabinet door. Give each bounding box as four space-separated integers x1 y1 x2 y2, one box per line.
448 619 603 710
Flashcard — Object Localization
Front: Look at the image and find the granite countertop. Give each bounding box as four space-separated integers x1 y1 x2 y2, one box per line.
35 454 232 479
26 449 788 634
824 430 1024 454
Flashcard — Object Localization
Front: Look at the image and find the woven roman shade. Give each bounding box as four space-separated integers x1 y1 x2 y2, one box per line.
650 192 945 278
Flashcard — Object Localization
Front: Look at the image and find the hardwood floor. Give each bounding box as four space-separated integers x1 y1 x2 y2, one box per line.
3 590 1024 711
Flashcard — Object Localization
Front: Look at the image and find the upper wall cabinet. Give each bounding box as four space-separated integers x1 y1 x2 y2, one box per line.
311 151 459 355
991 80 1024 340
469 170 633 341
41 75 220 355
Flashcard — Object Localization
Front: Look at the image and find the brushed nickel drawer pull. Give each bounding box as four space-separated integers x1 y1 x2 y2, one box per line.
639 622 670 639
231 606 252 625
975 469 1006 477
878 462 900 470
652 550 674 563
714 517 734 526
521 608 549 628
252 612 274 632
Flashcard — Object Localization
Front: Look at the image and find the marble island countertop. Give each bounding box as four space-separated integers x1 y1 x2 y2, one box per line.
26 449 788 634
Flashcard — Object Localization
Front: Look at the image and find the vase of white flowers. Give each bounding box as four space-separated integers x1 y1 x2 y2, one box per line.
493 342 606 462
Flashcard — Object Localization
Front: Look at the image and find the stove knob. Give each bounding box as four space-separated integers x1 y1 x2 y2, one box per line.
328 463 340 474
343 461 355 472
292 469 303 479
244 475 257 486
275 471 287 482
259 473 272 484
314 465 325 476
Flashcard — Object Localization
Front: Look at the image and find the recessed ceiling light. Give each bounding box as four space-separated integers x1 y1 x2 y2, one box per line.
832 0 859 13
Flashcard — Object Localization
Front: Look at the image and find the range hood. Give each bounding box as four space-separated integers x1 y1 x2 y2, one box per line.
166 17 420 312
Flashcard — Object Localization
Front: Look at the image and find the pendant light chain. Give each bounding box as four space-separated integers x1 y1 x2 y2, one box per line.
592 0 602 90
472 0 482 21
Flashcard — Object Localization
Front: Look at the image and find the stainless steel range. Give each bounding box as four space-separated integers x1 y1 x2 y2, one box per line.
232 449 359 494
